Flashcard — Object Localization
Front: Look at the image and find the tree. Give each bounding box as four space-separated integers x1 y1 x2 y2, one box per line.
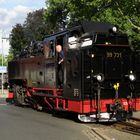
44 0 70 31
112 0 140 48
44 0 140 48
9 9 50 59
6 50 14 62
23 9 49 44
10 24 26 57
0 54 8 66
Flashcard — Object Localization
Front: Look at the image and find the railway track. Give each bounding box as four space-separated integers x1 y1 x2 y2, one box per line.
113 117 140 136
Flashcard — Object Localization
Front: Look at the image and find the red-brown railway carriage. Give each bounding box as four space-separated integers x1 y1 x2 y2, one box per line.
8 21 140 122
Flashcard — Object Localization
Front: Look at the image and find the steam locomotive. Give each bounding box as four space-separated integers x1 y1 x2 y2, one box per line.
8 21 140 122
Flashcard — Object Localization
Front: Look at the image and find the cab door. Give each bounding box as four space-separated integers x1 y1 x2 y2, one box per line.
44 38 56 88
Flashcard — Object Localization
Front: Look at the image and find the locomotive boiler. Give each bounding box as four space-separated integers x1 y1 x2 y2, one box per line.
8 21 140 122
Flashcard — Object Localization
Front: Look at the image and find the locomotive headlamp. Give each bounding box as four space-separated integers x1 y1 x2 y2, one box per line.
112 26 117 32
97 75 102 81
129 74 136 82
94 74 104 82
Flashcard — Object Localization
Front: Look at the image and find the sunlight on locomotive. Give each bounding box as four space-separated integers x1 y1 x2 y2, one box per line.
81 38 92 47
68 36 79 49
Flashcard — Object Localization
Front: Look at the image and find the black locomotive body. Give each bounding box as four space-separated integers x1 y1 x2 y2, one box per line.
8 21 140 122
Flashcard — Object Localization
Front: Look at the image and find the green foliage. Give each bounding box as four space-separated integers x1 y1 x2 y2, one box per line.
9 0 140 60
44 0 70 31
6 52 14 63
44 0 140 48
10 24 26 56
23 9 49 44
0 54 8 66
9 9 50 59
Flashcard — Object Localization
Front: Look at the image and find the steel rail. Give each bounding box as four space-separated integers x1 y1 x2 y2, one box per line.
113 118 140 136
